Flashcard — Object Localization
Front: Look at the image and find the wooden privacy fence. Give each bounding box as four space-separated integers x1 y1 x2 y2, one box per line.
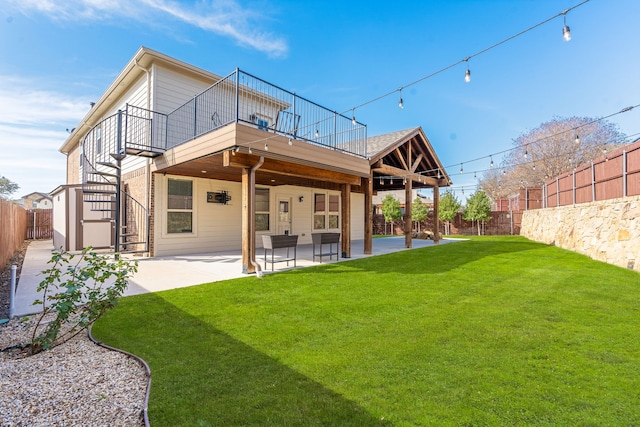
544 139 640 207
373 211 523 236
0 199 27 268
26 209 53 240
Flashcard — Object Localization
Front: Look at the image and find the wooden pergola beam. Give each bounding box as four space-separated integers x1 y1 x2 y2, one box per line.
372 163 445 187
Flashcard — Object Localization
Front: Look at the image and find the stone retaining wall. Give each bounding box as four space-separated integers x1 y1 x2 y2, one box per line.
521 196 640 272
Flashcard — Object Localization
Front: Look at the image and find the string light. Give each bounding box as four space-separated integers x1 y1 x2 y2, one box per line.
437 169 442 179
346 1 591 115
442 103 637 175
248 147 252 154
524 149 528 159
352 109 356 126
380 177 384 185
575 135 580 144
403 177 407 185
288 138 293 146
264 143 269 151
464 58 471 83
490 155 494 168
460 163 464 174
315 129 319 138
398 89 404 109
562 10 571 41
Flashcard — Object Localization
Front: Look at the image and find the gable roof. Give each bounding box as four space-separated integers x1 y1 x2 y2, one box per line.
367 127 450 188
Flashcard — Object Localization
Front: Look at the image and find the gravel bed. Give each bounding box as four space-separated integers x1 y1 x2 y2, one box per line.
0 316 148 426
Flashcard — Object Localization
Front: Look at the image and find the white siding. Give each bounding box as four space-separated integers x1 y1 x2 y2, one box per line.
350 192 365 240
154 65 213 114
154 175 243 256
153 176 366 256
52 189 67 250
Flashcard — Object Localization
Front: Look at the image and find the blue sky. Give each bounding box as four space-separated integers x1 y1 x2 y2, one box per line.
1 0 639 200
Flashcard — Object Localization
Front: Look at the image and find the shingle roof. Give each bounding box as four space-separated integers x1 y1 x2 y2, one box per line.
366 127 420 158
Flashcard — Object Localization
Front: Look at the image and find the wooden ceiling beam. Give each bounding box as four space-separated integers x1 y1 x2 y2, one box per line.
224 151 361 186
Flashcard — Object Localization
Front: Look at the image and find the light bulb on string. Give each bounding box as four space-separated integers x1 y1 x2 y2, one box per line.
398 88 404 109
524 149 528 159
380 177 384 186
474 172 477 180
562 11 571 42
490 155 494 168
315 129 319 138
437 169 442 179
288 138 293 146
403 177 407 185
459 163 463 174
464 58 471 83
575 135 580 144
502 169 506 176
351 109 356 126
264 143 269 151
248 147 252 154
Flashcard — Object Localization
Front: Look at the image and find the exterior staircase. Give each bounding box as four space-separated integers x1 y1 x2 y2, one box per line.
81 105 166 255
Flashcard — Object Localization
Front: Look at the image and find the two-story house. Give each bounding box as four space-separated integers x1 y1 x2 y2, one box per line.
53 47 450 274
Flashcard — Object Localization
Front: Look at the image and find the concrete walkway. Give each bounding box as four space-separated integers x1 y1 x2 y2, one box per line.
11 237 459 317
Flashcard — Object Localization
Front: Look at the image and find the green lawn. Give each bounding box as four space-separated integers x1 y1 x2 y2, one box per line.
93 236 640 426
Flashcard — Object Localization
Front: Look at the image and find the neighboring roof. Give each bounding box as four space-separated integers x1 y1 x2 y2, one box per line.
21 192 52 201
59 46 223 154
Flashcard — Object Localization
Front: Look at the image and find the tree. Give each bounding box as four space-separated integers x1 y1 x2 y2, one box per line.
0 175 19 200
381 194 402 235
463 190 492 236
411 197 429 231
481 116 625 196
438 191 461 236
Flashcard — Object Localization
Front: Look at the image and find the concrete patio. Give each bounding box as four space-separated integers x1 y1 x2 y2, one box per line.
11 237 460 317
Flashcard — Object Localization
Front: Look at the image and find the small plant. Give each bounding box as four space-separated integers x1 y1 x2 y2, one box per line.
30 247 138 355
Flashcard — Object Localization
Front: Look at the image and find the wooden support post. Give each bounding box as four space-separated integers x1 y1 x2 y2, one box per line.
404 177 412 248
341 183 351 258
364 174 373 254
433 184 440 244
241 167 255 274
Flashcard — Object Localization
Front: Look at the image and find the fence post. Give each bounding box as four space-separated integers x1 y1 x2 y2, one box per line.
591 161 595 202
572 169 576 205
556 177 560 207
623 150 627 197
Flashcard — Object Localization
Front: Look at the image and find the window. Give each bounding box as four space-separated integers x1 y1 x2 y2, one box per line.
329 195 340 229
314 193 325 230
167 178 193 233
96 124 102 154
255 188 270 231
314 192 340 230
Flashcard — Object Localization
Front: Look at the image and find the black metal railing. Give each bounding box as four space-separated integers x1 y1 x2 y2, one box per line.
164 69 367 156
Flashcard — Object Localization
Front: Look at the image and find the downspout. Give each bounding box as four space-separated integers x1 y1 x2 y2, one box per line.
250 157 264 277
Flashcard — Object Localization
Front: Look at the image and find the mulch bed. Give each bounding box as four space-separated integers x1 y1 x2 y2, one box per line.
0 240 30 320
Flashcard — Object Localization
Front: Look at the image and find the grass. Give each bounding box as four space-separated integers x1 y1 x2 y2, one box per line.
93 236 640 426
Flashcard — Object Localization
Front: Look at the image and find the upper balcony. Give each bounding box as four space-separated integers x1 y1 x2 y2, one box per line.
125 69 367 159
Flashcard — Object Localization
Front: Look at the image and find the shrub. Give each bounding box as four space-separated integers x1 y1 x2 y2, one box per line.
30 247 138 355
